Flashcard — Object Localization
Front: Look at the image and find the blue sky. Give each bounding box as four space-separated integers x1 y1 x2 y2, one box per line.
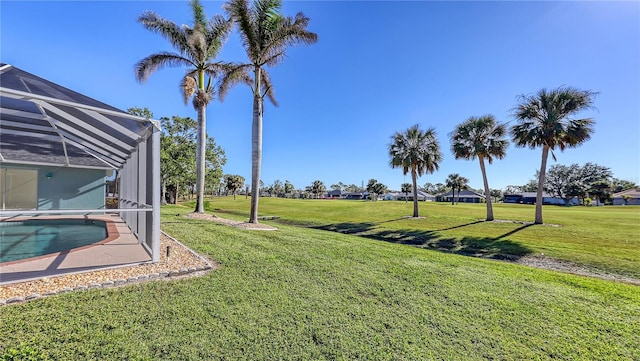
2 1 639 192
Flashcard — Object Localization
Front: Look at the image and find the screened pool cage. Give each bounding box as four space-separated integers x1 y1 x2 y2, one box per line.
0 64 161 262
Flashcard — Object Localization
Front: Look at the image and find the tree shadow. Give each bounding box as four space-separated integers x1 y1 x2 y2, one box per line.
312 220 533 261
494 224 534 240
432 220 484 231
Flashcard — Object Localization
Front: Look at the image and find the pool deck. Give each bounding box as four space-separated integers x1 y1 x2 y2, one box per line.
0 214 152 285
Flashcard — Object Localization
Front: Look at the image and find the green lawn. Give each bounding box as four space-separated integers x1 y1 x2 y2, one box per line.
0 202 638 360
204 197 640 278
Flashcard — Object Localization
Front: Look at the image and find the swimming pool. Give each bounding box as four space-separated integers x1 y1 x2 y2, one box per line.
0 219 108 263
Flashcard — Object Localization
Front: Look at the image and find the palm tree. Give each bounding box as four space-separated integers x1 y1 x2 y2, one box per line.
311 180 326 199
445 174 469 205
456 176 470 203
511 86 597 224
389 124 442 218
135 0 233 213
450 115 508 221
222 0 318 223
401 183 412 203
445 173 461 205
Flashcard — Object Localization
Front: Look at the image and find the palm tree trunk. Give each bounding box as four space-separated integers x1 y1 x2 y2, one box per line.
478 156 493 221
411 166 419 217
194 104 206 213
535 145 550 224
249 67 263 223
451 188 455 205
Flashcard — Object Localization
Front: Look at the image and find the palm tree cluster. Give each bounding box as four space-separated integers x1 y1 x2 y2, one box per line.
445 173 470 207
135 0 317 222
389 86 596 224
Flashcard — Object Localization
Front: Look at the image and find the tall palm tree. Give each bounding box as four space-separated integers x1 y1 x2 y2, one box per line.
511 86 596 224
135 0 232 213
389 124 442 218
222 0 318 223
451 115 508 221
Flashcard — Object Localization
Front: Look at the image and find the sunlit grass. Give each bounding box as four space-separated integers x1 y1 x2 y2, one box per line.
0 203 638 360
200 197 640 278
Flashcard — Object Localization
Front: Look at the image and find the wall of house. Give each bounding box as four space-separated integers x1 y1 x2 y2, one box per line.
613 198 640 206
4 164 108 210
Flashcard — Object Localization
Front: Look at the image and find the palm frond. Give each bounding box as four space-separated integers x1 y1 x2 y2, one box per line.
224 0 260 63
206 15 233 58
389 124 442 177
511 86 597 152
138 11 189 55
134 52 194 83
259 69 278 106
263 13 318 67
451 114 508 164
185 27 208 65
190 0 207 29
217 63 253 101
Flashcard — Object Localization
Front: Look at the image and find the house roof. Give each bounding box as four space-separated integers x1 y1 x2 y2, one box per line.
386 191 435 198
417 191 435 198
504 192 556 198
612 188 640 198
439 190 484 198
0 64 157 170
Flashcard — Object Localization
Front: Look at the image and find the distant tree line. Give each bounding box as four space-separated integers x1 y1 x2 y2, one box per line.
504 163 636 205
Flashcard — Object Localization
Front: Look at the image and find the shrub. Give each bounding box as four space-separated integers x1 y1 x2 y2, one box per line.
2 344 46 361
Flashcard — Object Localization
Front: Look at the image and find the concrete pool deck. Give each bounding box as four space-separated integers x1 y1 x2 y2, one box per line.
0 214 152 285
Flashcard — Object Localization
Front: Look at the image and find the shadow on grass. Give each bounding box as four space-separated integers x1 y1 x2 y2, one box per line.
313 221 533 261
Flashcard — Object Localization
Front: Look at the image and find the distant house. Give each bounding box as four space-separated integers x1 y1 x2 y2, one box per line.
344 192 368 200
383 191 434 201
437 190 484 203
612 188 640 205
382 192 401 201
327 189 347 199
503 192 578 205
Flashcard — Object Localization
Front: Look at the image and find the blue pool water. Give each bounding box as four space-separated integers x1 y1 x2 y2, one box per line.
0 219 108 263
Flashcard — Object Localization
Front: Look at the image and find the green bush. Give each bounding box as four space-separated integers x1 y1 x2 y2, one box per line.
2 344 46 361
